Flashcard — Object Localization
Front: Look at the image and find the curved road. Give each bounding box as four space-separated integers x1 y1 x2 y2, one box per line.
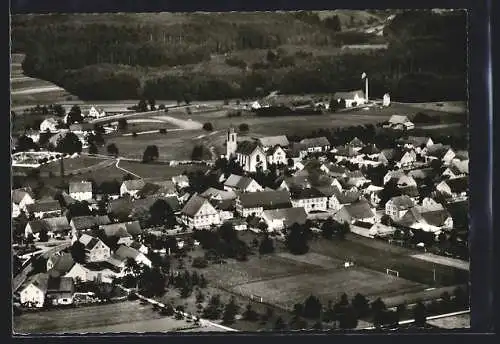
90 110 203 130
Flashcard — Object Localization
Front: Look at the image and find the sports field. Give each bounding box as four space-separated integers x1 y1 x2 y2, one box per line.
234 267 424 311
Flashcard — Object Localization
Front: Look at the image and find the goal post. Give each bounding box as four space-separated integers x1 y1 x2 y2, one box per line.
386 268 399 277
250 294 263 303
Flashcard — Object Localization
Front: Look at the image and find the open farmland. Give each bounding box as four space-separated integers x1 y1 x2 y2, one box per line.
105 129 213 161
38 155 112 176
116 160 209 179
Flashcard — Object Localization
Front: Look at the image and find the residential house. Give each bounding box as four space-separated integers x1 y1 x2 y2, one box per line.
46 253 75 276
383 170 418 188
358 144 381 159
65 263 115 284
299 137 331 154
78 234 111 263
223 174 263 193
130 196 181 220
87 106 106 119
129 241 149 255
258 135 289 150
320 163 348 178
40 117 59 133
136 181 178 199
333 146 360 163
399 185 420 204
12 188 35 218
407 168 436 181
385 115 415 130
423 144 455 165
345 170 371 188
120 179 146 198
267 145 288 165
347 137 365 151
201 187 237 201
236 190 291 218
442 161 469 179
225 218 248 231
363 184 384 207
385 195 415 220
315 186 361 211
422 197 443 210
171 175 190 189
290 188 328 213
69 181 93 201
46 274 76 306
26 200 62 219
368 223 396 238
399 136 434 152
234 141 268 173
70 215 111 237
211 199 236 222
180 194 221 229
25 216 71 240
333 90 366 108
101 221 142 244
20 273 49 308
334 200 377 224
398 206 453 233
395 150 417 168
114 245 152 268
261 207 308 232
436 177 468 201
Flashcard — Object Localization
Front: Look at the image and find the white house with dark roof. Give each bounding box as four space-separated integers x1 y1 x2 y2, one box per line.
385 195 415 220
334 200 376 224
299 137 331 153
236 190 291 218
69 181 93 201
12 188 35 218
25 216 71 240
78 234 111 263
87 106 106 119
20 273 49 308
201 187 237 201
114 245 152 268
397 206 453 233
442 161 469 179
333 90 366 108
436 177 468 201
180 194 221 229
395 150 417 168
316 186 361 211
26 200 62 219
290 188 328 213
385 115 415 130
171 175 189 189
223 174 263 193
261 207 308 232
267 145 288 165
258 135 289 150
120 179 146 198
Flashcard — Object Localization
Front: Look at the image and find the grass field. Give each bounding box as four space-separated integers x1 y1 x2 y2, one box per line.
13 301 192 334
234 267 424 310
117 160 209 179
105 129 213 161
308 235 469 287
39 155 111 174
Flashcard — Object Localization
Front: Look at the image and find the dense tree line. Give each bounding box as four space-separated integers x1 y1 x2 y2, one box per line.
13 11 465 102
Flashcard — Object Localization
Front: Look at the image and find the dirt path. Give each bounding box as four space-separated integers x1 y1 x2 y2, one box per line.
11 86 65 95
115 158 142 178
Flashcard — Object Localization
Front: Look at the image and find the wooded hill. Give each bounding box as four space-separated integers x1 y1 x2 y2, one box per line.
12 10 466 102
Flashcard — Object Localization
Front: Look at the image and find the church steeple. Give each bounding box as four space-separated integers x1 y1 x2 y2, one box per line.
226 126 237 159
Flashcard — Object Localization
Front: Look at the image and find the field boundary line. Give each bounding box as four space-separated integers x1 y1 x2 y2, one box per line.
115 159 141 178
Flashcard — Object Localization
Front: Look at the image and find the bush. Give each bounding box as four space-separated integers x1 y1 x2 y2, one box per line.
192 257 208 269
132 132 138 137
239 123 249 133
202 122 213 131
159 128 167 134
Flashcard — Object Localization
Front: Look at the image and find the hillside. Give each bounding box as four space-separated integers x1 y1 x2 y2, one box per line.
11 10 466 102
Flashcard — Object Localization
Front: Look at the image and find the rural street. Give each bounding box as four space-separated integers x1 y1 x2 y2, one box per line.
90 110 204 130
115 158 142 178
11 85 65 95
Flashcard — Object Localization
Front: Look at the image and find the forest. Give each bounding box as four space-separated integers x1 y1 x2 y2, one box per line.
12 10 467 102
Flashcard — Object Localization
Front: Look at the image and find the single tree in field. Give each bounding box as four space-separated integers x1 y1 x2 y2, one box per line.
138 99 149 112
107 143 119 157
88 143 98 154
239 123 249 133
148 99 156 111
142 145 159 163
67 105 83 125
351 293 370 318
203 122 213 131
